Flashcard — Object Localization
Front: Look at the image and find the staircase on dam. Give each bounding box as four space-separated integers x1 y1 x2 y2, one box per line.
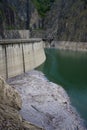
0 39 46 79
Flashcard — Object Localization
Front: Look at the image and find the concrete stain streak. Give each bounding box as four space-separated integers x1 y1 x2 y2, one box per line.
0 39 46 79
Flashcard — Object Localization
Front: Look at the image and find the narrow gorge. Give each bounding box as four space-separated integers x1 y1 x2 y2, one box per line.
0 0 87 130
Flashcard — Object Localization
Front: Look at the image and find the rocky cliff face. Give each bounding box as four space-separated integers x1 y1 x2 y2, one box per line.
0 0 87 41
0 0 41 39
44 0 87 42
0 76 44 130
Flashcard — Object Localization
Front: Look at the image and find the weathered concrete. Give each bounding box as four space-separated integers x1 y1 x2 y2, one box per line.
4 30 30 39
0 46 6 78
0 39 46 79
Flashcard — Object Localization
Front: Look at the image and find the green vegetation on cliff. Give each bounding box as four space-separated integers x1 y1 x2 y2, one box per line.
32 0 55 17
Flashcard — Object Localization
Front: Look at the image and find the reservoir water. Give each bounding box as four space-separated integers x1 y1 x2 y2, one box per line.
36 48 87 125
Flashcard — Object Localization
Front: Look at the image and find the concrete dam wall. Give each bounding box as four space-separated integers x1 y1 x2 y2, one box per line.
0 39 46 79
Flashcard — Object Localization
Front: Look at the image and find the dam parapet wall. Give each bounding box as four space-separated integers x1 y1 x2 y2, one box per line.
0 38 46 79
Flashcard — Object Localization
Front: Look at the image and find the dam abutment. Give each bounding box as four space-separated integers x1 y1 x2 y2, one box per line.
45 40 87 51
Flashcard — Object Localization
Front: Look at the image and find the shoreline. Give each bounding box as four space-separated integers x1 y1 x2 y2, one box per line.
44 40 87 52
7 70 87 130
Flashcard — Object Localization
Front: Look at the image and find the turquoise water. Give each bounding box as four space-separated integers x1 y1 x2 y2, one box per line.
36 48 87 125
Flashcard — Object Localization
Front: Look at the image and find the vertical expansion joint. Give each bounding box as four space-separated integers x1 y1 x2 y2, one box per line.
32 43 34 51
22 44 25 73
4 45 8 79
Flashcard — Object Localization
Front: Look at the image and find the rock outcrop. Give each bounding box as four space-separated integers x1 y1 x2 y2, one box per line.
0 76 22 110
0 0 42 39
44 0 87 42
0 76 44 130
29 0 87 42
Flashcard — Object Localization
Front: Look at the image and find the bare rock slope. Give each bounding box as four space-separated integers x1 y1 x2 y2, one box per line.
0 76 44 130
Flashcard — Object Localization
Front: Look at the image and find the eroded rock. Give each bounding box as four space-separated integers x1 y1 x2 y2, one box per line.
0 76 22 110
0 76 44 130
